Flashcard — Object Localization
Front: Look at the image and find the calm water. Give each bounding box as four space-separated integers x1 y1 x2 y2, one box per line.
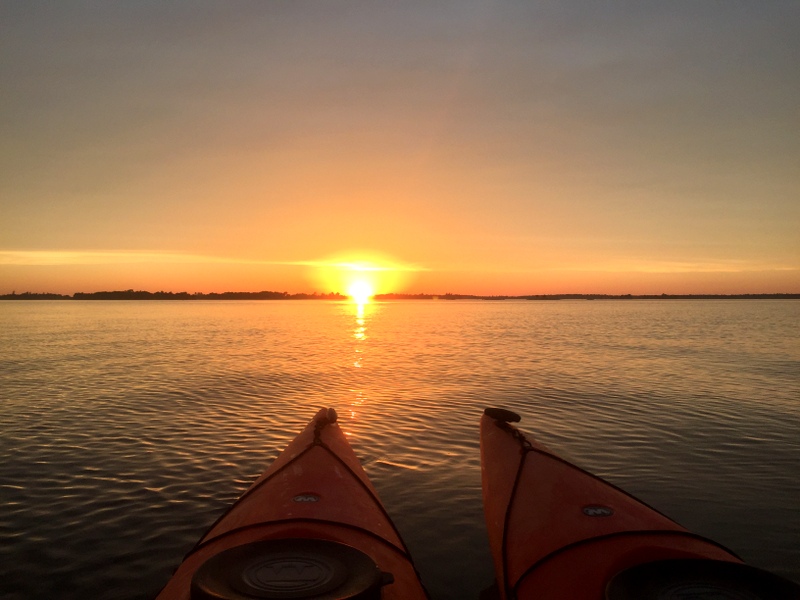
1 299 798 599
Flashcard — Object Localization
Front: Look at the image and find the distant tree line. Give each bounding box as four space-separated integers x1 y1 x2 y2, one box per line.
1 290 798 301
0 290 347 300
0 291 71 300
374 292 800 300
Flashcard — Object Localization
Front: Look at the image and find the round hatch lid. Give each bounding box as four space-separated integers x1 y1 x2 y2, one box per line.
191 538 386 600
606 559 800 600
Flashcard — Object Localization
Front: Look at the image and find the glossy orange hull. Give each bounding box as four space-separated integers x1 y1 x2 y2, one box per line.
481 409 758 600
156 408 429 600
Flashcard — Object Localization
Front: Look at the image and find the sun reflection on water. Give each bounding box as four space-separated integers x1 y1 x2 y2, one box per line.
347 300 373 423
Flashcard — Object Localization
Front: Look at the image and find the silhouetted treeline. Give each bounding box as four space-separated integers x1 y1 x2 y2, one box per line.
0 290 347 300
0 291 71 300
524 293 800 300
374 293 800 300
2 290 798 301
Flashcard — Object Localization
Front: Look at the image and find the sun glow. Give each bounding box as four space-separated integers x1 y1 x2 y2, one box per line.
307 251 420 302
347 279 374 304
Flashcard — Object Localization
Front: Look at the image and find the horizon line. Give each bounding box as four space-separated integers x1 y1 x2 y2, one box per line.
2 289 799 300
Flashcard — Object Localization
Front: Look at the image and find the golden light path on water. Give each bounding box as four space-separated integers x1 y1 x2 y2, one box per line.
347 301 368 428
317 253 389 433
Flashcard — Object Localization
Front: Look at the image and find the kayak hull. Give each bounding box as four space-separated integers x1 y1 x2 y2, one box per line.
157 408 428 600
480 408 799 600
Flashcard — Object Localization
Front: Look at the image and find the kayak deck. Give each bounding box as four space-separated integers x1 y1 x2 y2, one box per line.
480 407 800 600
156 408 429 600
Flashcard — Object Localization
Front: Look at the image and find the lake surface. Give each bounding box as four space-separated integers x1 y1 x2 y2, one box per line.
1 299 798 599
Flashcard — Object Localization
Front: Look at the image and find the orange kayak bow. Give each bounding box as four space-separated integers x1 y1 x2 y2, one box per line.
480 407 800 600
157 408 429 600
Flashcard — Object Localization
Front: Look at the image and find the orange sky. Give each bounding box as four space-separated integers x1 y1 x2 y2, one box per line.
2 3 798 296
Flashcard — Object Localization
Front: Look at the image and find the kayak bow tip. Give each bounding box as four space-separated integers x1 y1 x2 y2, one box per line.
313 407 338 425
483 407 521 424
325 407 338 424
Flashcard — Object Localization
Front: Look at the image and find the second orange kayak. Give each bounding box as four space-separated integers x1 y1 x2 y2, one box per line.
480 407 800 600
156 408 429 600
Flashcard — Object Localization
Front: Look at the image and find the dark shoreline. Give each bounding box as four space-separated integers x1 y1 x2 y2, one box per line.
2 291 798 301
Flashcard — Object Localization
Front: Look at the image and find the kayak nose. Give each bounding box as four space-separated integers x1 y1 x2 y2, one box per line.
325 407 338 424
483 407 521 423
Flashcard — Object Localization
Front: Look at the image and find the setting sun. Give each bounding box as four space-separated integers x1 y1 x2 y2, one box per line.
348 279 374 304
307 251 421 298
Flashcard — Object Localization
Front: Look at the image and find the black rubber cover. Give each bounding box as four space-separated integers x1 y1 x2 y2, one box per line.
606 559 800 600
191 539 386 600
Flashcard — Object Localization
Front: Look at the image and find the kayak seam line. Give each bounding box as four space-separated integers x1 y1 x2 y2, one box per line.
510 529 743 594
501 421 530 600
528 445 689 529
183 436 433 600
501 419 686 532
185 438 407 559
316 441 433 599
195 413 339 543
183 517 413 561
157 415 432 600
318 440 417 560
178 433 430 598
157 421 329 594
211 412 332 533
185 444 316 555
496 419 742 599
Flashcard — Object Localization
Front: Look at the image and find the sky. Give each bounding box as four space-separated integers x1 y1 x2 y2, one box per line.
2 1 798 296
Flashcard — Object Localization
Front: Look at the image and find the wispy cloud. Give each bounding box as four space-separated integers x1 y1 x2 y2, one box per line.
0 250 429 272
0 250 237 266
558 260 800 274
301 260 428 272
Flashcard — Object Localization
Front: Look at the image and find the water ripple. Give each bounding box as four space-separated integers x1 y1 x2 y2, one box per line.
0 300 798 599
